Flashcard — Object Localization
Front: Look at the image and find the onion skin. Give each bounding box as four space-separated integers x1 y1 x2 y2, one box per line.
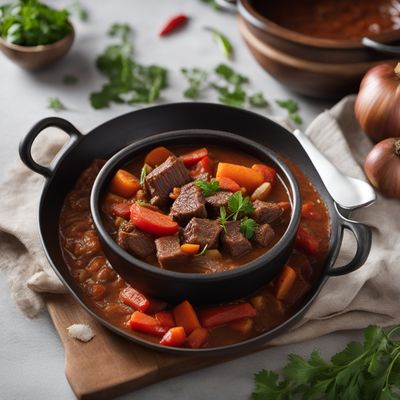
364 138 400 198
355 63 400 143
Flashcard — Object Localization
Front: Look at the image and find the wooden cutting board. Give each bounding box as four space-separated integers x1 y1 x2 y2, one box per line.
46 294 261 400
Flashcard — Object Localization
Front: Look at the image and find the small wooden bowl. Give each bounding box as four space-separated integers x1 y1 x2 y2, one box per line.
0 23 74 70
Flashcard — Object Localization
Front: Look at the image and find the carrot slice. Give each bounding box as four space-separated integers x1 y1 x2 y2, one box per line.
130 203 178 237
228 317 254 334
180 147 208 166
216 176 241 193
144 146 174 168
128 312 168 336
200 303 256 328
119 287 150 312
160 326 187 347
173 300 201 334
216 162 264 192
275 265 297 301
155 311 176 328
187 327 209 349
180 243 200 255
109 169 141 198
251 164 277 185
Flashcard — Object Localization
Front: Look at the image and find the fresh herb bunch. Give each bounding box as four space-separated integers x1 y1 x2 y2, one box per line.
0 0 70 46
276 99 303 125
90 23 168 109
253 325 400 400
195 179 220 197
181 68 209 99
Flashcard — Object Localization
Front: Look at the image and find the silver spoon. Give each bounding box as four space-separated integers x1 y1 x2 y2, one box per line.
293 129 376 209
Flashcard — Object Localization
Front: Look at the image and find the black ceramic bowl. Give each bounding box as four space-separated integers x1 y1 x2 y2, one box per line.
19 103 371 355
90 131 302 304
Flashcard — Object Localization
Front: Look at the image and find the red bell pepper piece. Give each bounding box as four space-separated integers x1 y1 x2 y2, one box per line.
190 155 213 178
217 176 241 193
295 225 319 254
251 164 277 185
155 311 175 329
180 147 208 167
200 303 256 328
160 326 187 347
187 327 209 349
159 14 189 36
119 287 150 312
110 202 132 219
130 203 178 237
128 312 168 337
173 300 201 334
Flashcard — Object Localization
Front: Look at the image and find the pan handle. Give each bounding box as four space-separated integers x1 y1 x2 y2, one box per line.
19 117 83 178
362 37 400 56
327 207 372 276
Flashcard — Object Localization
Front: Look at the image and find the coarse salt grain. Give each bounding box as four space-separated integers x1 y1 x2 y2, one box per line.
67 324 95 342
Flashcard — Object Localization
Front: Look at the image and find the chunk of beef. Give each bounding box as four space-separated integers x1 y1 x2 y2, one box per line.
205 191 232 218
251 200 283 225
183 217 222 249
188 254 226 273
221 221 252 258
170 183 207 225
117 221 155 260
155 235 189 268
254 224 275 247
145 156 191 206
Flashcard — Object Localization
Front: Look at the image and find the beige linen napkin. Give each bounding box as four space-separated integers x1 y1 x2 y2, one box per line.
1 96 399 344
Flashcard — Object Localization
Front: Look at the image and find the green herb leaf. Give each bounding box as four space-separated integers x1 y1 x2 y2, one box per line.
205 27 233 59
199 0 220 11
0 0 71 46
108 23 131 41
195 244 208 257
140 163 151 185
240 217 258 240
195 179 220 197
276 99 303 125
47 97 65 111
63 74 78 85
215 64 248 85
70 0 88 22
249 92 269 108
228 191 254 220
181 67 208 99
218 206 228 231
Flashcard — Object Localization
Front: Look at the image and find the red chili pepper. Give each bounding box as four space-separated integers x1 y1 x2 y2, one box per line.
159 14 189 36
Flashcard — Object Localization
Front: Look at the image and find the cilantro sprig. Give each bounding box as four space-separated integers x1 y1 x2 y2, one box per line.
240 217 258 240
253 325 400 400
228 191 254 220
276 99 303 125
181 68 208 99
195 179 220 197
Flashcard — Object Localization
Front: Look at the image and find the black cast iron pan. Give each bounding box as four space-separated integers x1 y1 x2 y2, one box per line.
19 103 371 355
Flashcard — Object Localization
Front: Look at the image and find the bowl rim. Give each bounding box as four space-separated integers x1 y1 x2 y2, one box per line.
239 0 400 50
90 129 302 283
0 21 74 53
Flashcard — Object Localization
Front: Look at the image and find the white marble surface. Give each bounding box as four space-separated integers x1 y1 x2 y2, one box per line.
0 0 363 399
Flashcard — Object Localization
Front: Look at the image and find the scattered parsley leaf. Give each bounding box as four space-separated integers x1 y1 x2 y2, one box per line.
108 23 131 41
195 179 220 197
195 244 208 257
47 97 65 111
205 27 233 59
218 206 228 231
252 325 400 400
181 67 208 99
276 99 303 125
63 74 78 85
215 64 248 86
200 0 220 11
228 191 254 220
249 92 269 108
240 217 258 240
70 0 88 22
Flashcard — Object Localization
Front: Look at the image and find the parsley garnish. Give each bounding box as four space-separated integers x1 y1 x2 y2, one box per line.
63 74 78 85
47 97 65 111
276 99 303 125
228 191 254 220
249 92 269 108
90 24 168 109
205 27 233 59
140 163 150 185
240 217 258 240
218 206 228 232
70 0 88 22
195 179 220 197
195 244 208 257
181 68 208 99
0 0 70 46
253 325 400 400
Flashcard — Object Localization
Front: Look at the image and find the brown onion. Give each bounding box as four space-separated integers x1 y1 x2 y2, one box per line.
355 63 400 143
364 138 400 198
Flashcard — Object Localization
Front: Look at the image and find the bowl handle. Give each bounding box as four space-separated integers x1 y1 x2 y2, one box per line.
362 37 400 56
327 211 372 276
19 117 83 178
